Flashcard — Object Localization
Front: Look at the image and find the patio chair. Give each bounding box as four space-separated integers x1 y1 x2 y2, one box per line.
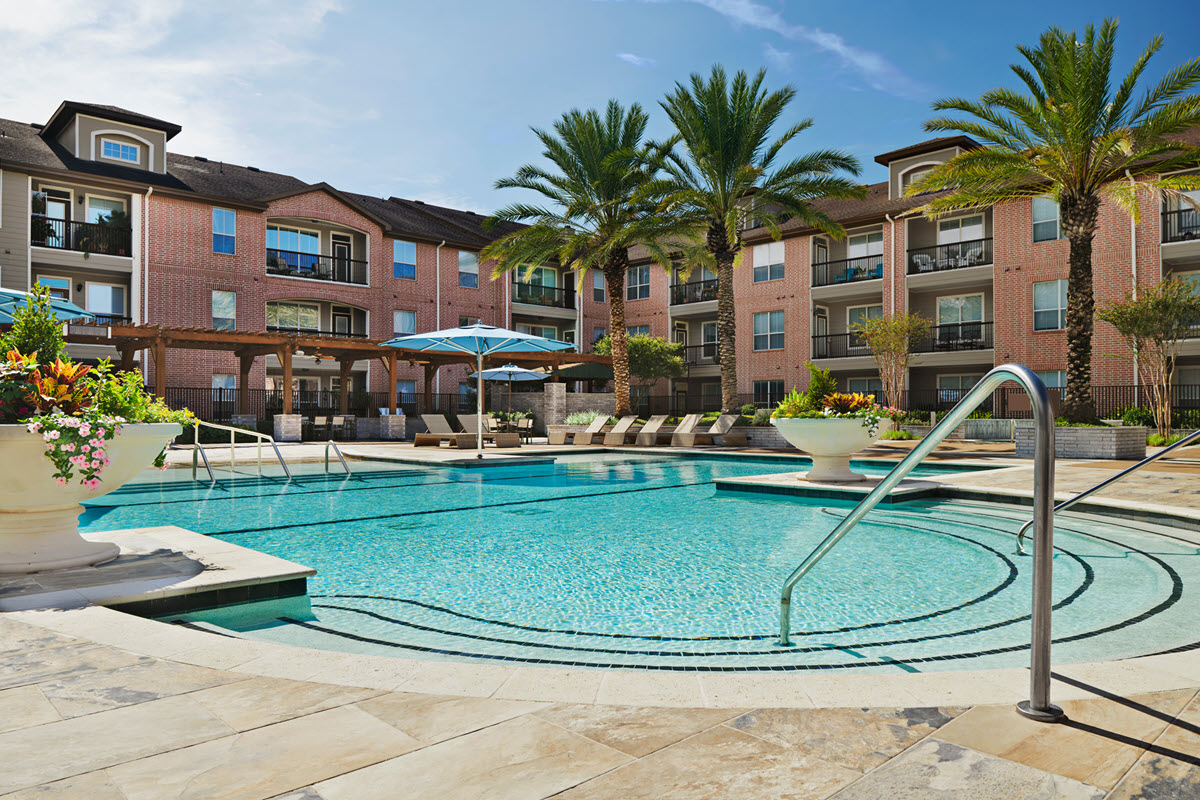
668 414 705 447
633 415 669 446
310 416 329 441
330 415 351 440
868 262 883 279
601 415 639 446
458 414 520 447
571 415 611 446
414 413 476 448
516 417 534 443
673 414 748 447
912 254 934 273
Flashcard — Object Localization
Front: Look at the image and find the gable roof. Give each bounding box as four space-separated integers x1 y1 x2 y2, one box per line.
43 101 183 140
874 136 980 166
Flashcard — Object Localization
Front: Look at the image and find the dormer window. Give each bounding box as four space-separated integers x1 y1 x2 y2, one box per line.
100 139 140 163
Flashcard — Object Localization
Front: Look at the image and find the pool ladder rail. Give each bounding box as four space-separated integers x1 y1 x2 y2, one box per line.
190 420 293 481
775 364 1064 723
1015 426 1200 556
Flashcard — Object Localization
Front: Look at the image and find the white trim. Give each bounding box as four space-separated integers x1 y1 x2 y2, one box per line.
33 274 73 302
26 176 32 288
89 129 154 169
83 280 128 317
98 137 141 165
897 160 943 195
845 302 884 328
83 192 127 222
263 272 372 289
934 291 986 324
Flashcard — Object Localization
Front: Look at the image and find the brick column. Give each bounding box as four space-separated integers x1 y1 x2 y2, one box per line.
544 382 566 427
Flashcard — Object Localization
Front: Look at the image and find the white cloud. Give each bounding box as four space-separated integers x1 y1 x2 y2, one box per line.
763 43 791 71
668 0 929 99
616 52 657 67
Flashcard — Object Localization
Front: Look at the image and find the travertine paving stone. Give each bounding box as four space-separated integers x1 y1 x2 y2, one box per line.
535 704 744 758
356 692 547 745
1106 751 1200 799
189 675 381 731
37 658 246 718
315 715 632 800
556 723 863 800
827 739 1106 799
0 643 152 691
0 685 60 734
0 617 82 656
0 769 128 800
105 705 419 800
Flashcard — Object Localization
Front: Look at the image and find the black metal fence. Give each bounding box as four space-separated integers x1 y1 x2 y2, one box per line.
511 282 575 309
911 322 994 353
899 384 1200 421
670 279 718 305
1162 209 1200 244
682 343 719 366
810 333 871 359
31 216 132 256
161 387 476 423
266 248 369 285
811 255 883 287
906 237 993 274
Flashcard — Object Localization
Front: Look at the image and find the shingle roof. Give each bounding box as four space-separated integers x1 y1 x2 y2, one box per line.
43 101 183 140
873 135 980 166
165 154 308 201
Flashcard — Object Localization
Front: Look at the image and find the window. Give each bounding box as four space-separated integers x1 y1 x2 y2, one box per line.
212 374 236 390
35 276 70 300
212 291 236 330
86 284 125 320
1033 196 1060 242
701 382 722 409
593 272 606 302
752 310 784 351
753 380 784 406
937 215 984 244
702 321 718 359
938 374 983 403
1033 280 1067 331
847 231 884 258
458 382 472 398
848 377 883 396
626 263 650 300
86 197 124 224
266 301 319 332
1034 370 1065 389
393 310 416 336
393 240 416 280
848 304 883 348
100 139 139 163
593 327 607 344
266 224 318 260
396 380 416 398
627 325 649 337
212 208 236 254
937 294 984 342
459 315 479 326
458 251 478 288
517 324 557 338
752 241 785 283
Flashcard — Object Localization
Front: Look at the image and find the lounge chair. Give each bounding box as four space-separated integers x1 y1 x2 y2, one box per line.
330 415 352 440
570 415 611 446
669 414 705 447
516 417 534 443
602 415 640 446
457 414 520 447
674 414 747 447
414 414 477 448
633 415 669 446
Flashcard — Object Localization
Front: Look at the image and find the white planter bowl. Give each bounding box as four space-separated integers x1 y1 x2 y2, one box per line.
770 417 890 482
0 422 181 573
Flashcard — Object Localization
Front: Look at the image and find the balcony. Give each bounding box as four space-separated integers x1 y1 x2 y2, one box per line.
671 279 718 306
682 343 720 366
812 255 883 288
910 321 994 353
265 325 368 339
31 217 131 257
1163 209 1200 244
266 249 368 285
907 238 993 274
811 333 872 359
511 282 575 309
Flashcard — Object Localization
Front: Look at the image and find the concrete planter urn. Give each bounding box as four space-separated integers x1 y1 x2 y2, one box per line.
770 417 891 482
0 422 181 573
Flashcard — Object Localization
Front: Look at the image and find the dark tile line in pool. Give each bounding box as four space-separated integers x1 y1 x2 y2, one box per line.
112 577 309 618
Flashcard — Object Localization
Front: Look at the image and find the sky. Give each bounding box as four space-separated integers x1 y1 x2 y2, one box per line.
2 0 1198 213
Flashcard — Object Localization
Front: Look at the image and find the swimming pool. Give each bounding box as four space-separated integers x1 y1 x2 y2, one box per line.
82 453 1200 673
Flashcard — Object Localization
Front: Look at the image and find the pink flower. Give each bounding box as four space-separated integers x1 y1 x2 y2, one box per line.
78 424 91 436
45 430 60 440
81 445 90 453
26 421 42 433
83 478 100 490
54 477 67 486
61 443 74 452
89 460 100 469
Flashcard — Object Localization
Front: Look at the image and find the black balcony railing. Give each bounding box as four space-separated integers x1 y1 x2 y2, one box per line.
681 343 720 366
511 282 575 309
266 248 368 285
810 332 872 359
31 216 132 256
265 325 368 339
671 279 718 305
1163 208 1200 244
910 321 994 353
811 255 884 287
907 237 993 274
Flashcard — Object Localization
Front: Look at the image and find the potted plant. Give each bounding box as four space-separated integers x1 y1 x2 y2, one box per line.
0 291 191 572
770 364 898 482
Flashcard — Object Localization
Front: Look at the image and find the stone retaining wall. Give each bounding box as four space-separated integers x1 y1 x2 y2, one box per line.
1014 425 1147 459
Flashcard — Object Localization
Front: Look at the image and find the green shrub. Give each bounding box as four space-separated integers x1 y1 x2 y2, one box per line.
752 409 772 427
565 410 610 426
1120 406 1156 427
967 409 993 419
804 363 837 408
901 410 931 424
1148 433 1185 446
882 429 916 440
0 285 65 366
740 403 757 417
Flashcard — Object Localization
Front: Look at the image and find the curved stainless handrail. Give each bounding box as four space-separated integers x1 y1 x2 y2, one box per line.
776 364 1062 722
325 439 351 474
1015 426 1200 555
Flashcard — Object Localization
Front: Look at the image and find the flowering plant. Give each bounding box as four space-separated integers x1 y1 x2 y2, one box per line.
26 413 126 489
772 388 901 437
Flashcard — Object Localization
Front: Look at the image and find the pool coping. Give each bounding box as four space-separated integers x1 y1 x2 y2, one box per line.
4 475 1200 709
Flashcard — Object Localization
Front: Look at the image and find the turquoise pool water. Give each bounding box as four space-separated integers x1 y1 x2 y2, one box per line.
82 453 1200 673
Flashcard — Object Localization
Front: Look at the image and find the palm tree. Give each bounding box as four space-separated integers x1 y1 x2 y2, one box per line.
482 101 689 417
657 65 867 413
908 19 1200 421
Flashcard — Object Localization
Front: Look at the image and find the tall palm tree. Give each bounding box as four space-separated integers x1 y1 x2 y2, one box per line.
481 101 689 417
657 65 867 413
908 19 1200 421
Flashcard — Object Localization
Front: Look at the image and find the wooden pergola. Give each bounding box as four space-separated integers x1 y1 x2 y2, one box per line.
64 322 611 415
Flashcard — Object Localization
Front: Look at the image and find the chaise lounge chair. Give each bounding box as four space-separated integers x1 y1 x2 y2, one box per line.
633 415 669 446
672 414 748 447
457 415 520 448
414 414 477 448
570 415 611 446
669 414 705 447
602 415 640 446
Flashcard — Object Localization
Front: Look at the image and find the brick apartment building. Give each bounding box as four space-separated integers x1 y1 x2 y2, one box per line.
0 101 1197 416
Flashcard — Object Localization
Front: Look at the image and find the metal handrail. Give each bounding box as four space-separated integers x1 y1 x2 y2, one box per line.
325 439 351 474
189 420 292 481
1016 427 1200 555
776 364 1062 722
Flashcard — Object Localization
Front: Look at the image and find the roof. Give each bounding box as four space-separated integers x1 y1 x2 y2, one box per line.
874 136 980 166
43 101 183 140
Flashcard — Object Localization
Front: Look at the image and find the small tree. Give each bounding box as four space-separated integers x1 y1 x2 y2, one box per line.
593 334 685 394
1 285 65 366
1097 279 1200 438
850 312 933 409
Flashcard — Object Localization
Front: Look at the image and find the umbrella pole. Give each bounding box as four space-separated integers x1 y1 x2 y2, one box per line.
476 352 484 460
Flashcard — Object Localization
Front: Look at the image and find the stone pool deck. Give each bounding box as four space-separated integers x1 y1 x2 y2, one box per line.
2 442 1200 797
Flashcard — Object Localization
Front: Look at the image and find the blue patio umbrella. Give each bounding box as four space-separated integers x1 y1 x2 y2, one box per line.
469 364 549 416
383 323 573 458
0 288 94 323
